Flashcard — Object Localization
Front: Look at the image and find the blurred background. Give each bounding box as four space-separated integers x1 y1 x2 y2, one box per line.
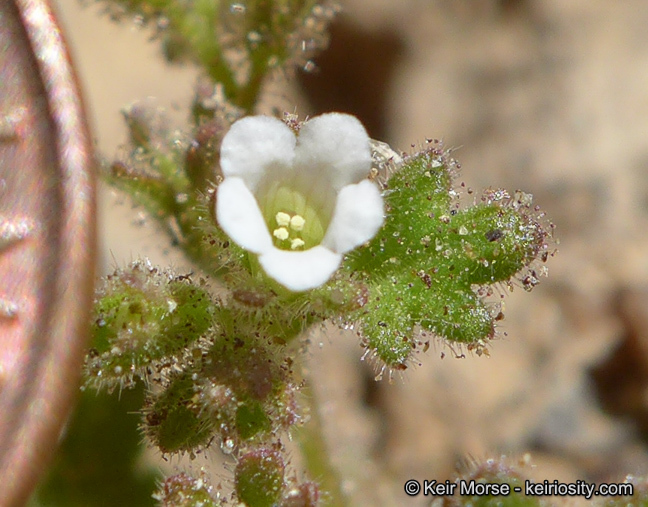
52 0 648 504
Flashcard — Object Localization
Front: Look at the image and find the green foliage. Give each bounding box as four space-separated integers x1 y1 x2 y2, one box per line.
91 123 554 502
97 0 337 113
86 260 216 389
145 371 217 454
75 0 560 505
346 144 552 368
235 449 285 507
107 108 552 379
107 118 248 281
142 322 300 454
236 400 272 440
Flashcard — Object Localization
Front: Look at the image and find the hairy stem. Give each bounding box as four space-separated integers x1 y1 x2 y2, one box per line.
296 382 347 507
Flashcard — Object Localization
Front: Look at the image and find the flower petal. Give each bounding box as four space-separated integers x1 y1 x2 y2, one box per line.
293 113 372 194
322 180 384 253
220 116 296 192
259 246 342 292
216 177 273 254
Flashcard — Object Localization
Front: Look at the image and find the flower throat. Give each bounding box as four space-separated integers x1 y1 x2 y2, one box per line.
260 182 326 251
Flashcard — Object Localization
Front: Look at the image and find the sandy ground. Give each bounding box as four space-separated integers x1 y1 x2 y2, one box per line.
53 0 648 505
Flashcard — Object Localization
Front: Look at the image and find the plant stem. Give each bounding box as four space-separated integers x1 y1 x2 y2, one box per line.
296 382 348 507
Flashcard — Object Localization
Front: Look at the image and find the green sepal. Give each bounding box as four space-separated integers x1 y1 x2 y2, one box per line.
86 261 215 389
145 372 218 455
235 449 285 507
236 400 272 440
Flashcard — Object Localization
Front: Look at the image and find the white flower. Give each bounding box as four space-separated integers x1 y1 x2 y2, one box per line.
216 113 384 292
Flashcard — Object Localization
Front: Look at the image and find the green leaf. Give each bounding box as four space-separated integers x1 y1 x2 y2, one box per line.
347 147 552 367
235 449 285 507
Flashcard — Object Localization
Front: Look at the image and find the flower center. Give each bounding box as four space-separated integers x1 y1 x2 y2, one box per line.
261 182 326 251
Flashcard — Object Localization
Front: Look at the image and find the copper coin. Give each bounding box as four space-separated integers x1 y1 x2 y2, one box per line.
0 1 95 504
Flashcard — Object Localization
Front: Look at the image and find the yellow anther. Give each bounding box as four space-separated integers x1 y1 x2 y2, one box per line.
273 227 289 240
290 214 305 231
275 211 291 227
290 238 305 250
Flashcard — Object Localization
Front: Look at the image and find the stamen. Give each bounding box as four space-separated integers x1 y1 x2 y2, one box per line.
273 227 289 240
290 215 305 231
290 238 305 250
275 212 291 227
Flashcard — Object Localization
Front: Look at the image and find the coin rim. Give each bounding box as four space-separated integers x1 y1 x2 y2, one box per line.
0 1 96 504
